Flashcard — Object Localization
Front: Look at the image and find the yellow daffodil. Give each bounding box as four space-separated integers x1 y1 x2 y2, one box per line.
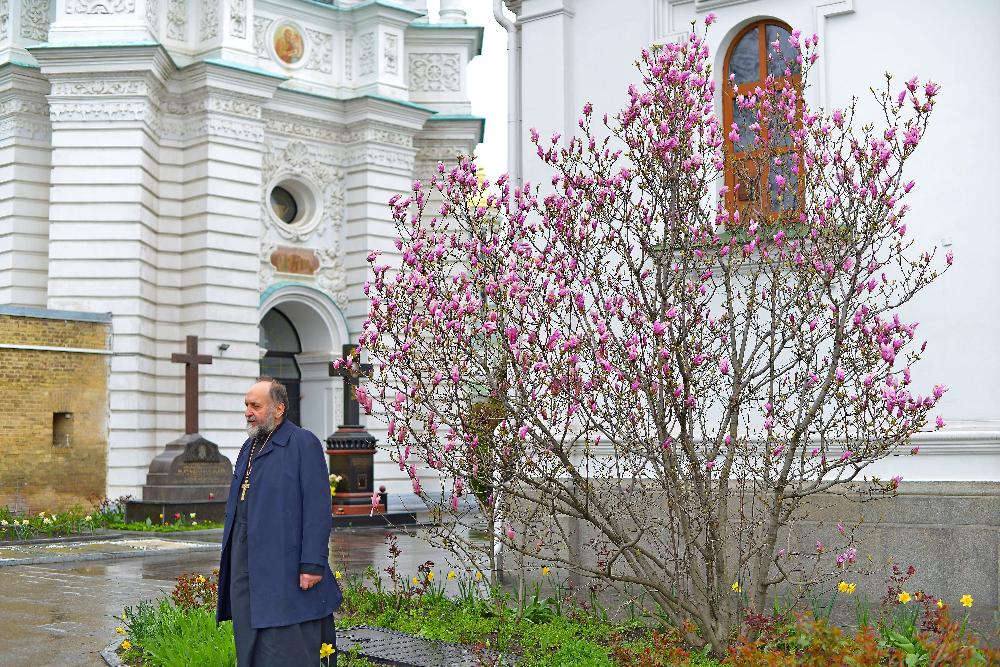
838 581 856 594
196 575 206 584
731 582 741 593
320 642 335 659
427 572 434 582
475 571 483 581
115 627 125 635
447 571 457 580
937 599 944 609
412 576 420 586
898 591 912 604
84 515 92 522
121 640 132 651
335 570 343 580
961 594 973 608
158 513 164 519
541 566 551 576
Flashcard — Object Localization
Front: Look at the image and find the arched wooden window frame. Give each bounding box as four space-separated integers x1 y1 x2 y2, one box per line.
721 19 803 224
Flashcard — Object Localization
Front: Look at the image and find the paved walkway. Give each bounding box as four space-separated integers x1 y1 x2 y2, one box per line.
0 526 459 666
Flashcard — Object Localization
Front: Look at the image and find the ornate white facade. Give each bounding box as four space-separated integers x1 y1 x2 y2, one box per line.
0 0 483 500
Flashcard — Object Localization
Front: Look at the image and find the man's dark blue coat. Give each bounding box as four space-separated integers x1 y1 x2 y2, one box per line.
217 418 342 628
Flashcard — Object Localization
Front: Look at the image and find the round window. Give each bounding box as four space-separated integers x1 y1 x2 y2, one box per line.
270 186 299 224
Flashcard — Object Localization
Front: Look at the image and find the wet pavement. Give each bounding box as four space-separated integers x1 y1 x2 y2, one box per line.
0 525 462 666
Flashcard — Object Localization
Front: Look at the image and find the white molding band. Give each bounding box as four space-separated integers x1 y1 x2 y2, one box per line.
0 343 112 354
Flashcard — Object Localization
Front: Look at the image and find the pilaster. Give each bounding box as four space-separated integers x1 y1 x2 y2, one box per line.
171 59 283 467
47 0 159 45
32 44 172 495
0 63 50 307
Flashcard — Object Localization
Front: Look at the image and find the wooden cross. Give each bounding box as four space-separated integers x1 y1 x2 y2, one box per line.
171 335 213 435
329 343 373 427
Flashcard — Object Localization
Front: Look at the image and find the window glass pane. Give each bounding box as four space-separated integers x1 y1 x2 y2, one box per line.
728 28 760 84
270 186 299 224
732 99 757 153
768 160 798 212
259 309 301 353
768 114 793 148
260 354 302 380
766 25 801 77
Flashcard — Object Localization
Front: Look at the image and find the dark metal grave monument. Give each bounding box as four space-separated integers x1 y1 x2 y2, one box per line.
125 335 232 523
327 344 417 527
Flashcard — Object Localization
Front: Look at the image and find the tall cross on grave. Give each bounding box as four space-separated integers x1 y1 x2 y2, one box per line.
329 343 373 426
171 335 213 435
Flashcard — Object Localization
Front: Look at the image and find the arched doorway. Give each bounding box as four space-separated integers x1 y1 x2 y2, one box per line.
258 284 349 439
259 308 303 426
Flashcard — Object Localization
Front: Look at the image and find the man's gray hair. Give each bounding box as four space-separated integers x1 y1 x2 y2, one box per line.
257 376 288 410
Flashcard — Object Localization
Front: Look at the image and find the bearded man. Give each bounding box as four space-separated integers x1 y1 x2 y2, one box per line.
217 377 341 665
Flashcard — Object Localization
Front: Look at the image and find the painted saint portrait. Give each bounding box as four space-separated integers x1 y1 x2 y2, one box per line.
273 24 305 65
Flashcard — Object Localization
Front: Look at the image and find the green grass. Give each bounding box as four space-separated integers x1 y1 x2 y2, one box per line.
107 518 223 532
121 599 236 667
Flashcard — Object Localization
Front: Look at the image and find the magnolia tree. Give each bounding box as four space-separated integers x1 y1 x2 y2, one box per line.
345 17 948 652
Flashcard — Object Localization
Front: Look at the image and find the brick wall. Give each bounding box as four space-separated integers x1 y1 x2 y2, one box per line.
0 308 111 513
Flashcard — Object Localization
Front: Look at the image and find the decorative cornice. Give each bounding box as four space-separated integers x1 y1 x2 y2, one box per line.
344 145 414 171
64 0 134 14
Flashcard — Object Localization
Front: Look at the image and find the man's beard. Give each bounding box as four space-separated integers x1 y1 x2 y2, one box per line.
246 405 278 439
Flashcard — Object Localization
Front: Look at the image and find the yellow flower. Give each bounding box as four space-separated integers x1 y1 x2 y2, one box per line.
412 576 419 586
731 582 741 593
541 566 551 576
189 513 196 519
961 594 973 608
937 599 944 609
427 572 435 582
320 642 335 659
115 627 125 635
121 612 127 621
38 511 45 517
898 591 912 604
838 581 856 594
447 571 457 580
475 571 483 581
158 513 164 519
196 575 206 584
335 570 343 580
121 640 132 651
84 515 92 522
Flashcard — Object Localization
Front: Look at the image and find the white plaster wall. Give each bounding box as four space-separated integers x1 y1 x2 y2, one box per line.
513 0 1000 480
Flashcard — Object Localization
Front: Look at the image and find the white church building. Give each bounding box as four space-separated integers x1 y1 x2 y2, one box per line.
0 0 483 500
497 0 1000 607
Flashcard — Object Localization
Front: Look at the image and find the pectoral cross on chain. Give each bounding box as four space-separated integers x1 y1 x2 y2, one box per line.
240 479 250 501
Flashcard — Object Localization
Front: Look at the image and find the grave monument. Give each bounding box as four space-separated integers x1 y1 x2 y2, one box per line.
125 336 232 523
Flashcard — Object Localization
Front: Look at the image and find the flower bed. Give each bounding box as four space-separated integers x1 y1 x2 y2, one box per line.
0 498 221 542
110 564 997 667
